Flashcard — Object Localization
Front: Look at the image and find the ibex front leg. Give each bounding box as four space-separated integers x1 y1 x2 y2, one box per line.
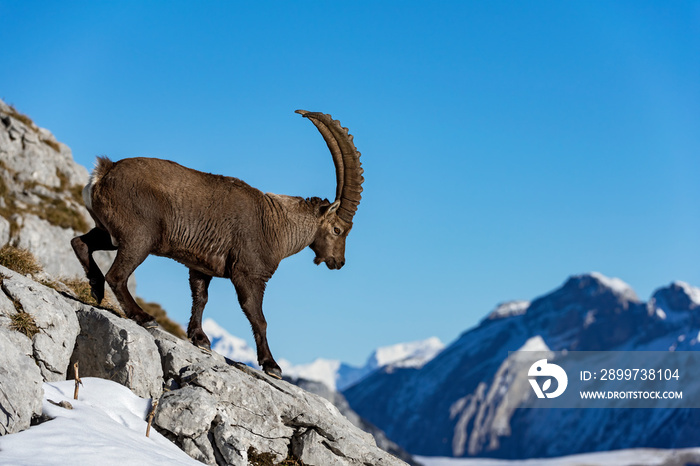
188 268 213 350
232 275 281 379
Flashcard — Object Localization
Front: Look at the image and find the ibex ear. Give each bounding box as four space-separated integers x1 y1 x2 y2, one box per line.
324 200 341 217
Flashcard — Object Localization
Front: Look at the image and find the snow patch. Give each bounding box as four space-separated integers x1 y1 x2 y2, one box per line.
488 300 530 320
672 280 700 306
0 378 201 465
518 335 549 352
416 448 700 466
589 272 638 301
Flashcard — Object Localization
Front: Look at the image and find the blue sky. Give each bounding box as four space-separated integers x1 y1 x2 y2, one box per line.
1 2 699 366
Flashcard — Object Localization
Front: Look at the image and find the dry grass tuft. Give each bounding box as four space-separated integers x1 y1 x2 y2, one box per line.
42 138 60 152
247 447 305 466
5 104 36 130
38 197 89 232
0 245 43 275
9 307 40 339
61 277 124 317
69 183 84 204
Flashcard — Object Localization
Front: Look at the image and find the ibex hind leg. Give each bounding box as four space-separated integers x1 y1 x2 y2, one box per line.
70 228 117 303
188 268 213 351
105 245 156 327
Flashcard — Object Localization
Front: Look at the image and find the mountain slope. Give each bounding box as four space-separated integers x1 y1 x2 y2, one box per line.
344 273 700 458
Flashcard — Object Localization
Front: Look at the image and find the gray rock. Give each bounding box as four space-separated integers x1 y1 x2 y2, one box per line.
292 428 351 466
154 358 406 466
156 386 218 438
16 214 85 278
0 327 43 435
0 263 406 465
0 99 88 189
149 326 226 383
292 377 420 465
0 99 138 294
69 302 163 399
0 216 10 247
0 265 80 381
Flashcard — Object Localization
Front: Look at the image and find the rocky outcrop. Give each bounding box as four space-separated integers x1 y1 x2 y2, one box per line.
292 377 420 466
0 263 406 465
0 264 75 435
0 99 134 293
0 266 80 381
68 302 164 399
148 326 404 465
0 326 42 435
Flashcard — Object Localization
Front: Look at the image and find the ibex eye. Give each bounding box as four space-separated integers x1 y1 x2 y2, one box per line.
333 227 341 235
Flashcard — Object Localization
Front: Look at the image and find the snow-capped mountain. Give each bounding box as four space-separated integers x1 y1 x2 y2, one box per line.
278 358 349 391
366 337 445 371
279 337 444 391
203 318 444 391
344 272 700 459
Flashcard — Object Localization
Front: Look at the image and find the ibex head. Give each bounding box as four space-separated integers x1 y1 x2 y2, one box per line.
297 110 363 271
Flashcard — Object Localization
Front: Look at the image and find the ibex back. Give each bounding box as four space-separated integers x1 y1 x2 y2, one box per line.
71 111 363 379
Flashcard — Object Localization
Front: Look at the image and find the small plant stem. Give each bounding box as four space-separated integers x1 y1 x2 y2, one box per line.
146 400 159 437
73 362 82 400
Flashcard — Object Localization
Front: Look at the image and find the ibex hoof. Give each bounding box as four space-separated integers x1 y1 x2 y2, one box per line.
190 332 211 351
196 344 212 353
89 280 104 304
263 365 283 380
141 319 159 329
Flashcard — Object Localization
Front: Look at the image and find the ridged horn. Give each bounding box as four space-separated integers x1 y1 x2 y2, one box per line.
296 110 363 224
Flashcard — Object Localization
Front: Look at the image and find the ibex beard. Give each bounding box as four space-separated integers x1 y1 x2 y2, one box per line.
71 110 363 379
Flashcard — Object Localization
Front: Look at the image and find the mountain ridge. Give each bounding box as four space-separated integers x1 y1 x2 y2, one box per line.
344 272 700 459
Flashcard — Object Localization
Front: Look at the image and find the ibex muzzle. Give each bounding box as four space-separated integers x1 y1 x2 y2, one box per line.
71 111 363 379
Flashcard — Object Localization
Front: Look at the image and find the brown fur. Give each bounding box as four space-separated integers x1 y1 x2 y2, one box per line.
70 111 362 378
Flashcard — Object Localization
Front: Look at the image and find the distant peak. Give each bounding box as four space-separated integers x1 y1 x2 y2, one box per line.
488 300 530 320
566 272 639 302
670 281 700 305
367 337 445 370
650 281 700 314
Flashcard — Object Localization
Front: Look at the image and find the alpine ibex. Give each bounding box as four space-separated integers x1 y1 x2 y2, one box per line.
71 111 363 379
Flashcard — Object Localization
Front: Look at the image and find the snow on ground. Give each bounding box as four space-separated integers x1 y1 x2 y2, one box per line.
416 448 700 466
0 378 201 466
